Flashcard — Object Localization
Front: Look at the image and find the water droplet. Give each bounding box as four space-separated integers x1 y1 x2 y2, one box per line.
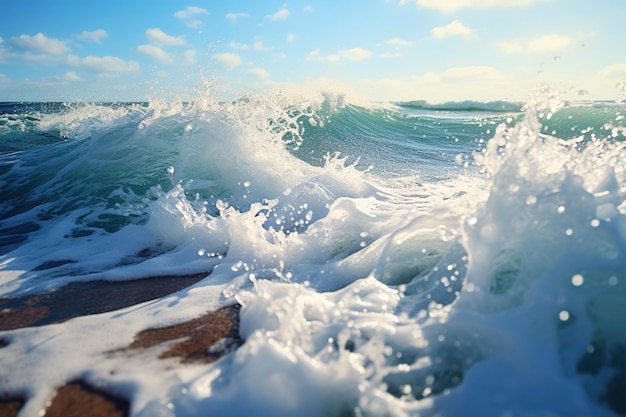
425 374 435 386
559 310 570 321
571 274 584 286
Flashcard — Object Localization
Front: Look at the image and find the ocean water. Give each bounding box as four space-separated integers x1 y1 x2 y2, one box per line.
1 86 626 416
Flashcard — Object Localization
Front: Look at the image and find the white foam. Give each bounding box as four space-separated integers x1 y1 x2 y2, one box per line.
1 88 625 416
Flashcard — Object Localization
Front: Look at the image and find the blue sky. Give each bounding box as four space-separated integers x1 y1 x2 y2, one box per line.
1 0 625 102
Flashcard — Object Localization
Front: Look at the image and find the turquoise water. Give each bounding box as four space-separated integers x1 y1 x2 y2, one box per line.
1 91 626 416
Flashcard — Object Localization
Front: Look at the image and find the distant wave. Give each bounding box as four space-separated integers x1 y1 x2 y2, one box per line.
566 99 626 109
394 99 524 113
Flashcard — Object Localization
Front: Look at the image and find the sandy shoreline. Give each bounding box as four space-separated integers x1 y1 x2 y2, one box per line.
0 274 241 417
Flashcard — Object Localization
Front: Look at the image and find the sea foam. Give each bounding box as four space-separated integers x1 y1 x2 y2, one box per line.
1 86 626 416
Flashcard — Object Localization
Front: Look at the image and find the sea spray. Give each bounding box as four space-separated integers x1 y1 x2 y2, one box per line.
1 87 626 416
442 95 626 416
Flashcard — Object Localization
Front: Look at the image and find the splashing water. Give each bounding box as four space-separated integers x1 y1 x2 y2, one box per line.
1 86 626 416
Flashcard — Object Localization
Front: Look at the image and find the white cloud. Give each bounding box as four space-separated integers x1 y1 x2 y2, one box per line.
266 7 290 21
183 50 197 65
432 20 471 39
307 47 372 62
340 48 372 60
145 28 186 46
229 42 250 50
253 41 270 51
527 34 571 53
599 64 626 79
226 12 251 22
249 67 270 79
212 53 242 70
11 33 70 55
175 6 208 20
418 0 547 12
497 34 571 54
64 71 80 81
41 71 81 84
68 55 140 72
76 29 107 43
174 6 209 28
306 49 321 61
387 38 413 47
137 44 173 64
496 40 524 54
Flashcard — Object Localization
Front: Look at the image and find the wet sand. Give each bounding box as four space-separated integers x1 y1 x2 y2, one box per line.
0 273 208 330
0 274 242 417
